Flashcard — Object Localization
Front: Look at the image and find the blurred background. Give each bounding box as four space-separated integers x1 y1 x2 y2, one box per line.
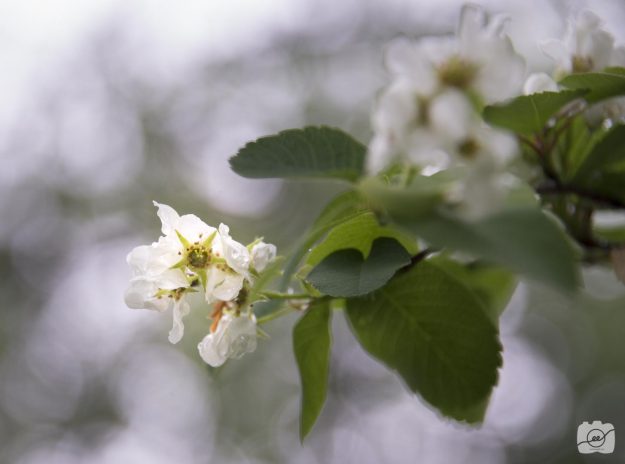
1 0 625 462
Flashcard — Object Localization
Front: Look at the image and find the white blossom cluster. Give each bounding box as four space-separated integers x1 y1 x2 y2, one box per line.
368 5 524 219
524 10 625 125
368 6 625 219
125 202 276 366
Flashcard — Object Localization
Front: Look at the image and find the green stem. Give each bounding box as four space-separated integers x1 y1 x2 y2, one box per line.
261 291 312 300
256 306 296 325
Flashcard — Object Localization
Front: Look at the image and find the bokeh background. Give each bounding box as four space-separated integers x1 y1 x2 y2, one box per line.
1 0 625 462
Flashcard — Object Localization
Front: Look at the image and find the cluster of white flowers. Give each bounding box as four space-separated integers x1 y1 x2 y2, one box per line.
368 5 524 219
525 10 625 124
125 202 276 367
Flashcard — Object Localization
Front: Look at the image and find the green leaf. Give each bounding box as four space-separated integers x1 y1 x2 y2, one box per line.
560 69 625 103
358 173 449 219
229 126 366 182
483 89 587 135
406 208 579 291
307 212 418 267
572 125 625 201
429 257 517 324
293 300 332 441
306 237 411 297
345 260 502 422
278 190 370 292
555 115 608 182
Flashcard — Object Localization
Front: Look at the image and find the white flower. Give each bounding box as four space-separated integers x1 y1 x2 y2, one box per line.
367 5 524 174
124 242 192 344
523 73 559 95
384 5 525 103
198 312 258 367
541 10 625 75
124 202 264 344
250 241 277 272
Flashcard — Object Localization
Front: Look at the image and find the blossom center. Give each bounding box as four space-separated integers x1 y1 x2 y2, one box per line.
458 137 480 159
188 245 211 268
571 55 593 73
437 56 478 89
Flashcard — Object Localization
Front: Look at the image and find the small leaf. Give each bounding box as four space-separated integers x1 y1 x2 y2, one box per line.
306 238 411 297
572 125 625 201
345 260 502 422
307 212 417 267
293 300 332 441
560 69 625 103
230 126 366 182
483 89 587 135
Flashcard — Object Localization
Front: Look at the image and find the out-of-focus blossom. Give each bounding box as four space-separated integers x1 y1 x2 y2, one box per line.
541 10 625 75
523 72 559 95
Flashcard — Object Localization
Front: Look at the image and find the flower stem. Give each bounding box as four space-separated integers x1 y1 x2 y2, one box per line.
256 306 296 325
261 291 311 300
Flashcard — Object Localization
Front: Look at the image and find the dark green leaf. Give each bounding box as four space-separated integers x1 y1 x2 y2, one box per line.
572 125 625 201
483 90 587 135
429 257 517 324
293 300 332 441
346 261 502 422
406 208 579 291
560 70 625 103
230 126 366 182
306 238 411 297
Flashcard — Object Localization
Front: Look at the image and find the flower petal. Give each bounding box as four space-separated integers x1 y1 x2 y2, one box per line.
153 201 181 236
168 299 190 344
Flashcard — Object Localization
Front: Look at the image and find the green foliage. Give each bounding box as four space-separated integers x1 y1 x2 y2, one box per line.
359 173 449 219
555 115 608 182
306 238 411 297
293 300 332 441
560 68 625 103
345 260 502 422
429 257 518 324
406 208 579 291
307 212 417 267
571 125 625 201
483 89 587 135
229 126 366 182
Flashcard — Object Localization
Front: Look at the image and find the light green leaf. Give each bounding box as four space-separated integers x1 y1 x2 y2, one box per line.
345 260 502 422
293 299 332 441
306 237 411 297
406 208 579 291
229 126 366 182
560 69 625 103
307 212 418 267
483 89 587 135
278 190 370 292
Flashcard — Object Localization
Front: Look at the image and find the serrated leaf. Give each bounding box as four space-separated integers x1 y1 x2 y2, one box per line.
483 89 587 135
345 260 502 422
307 212 418 267
293 300 332 441
429 257 517 324
230 126 366 182
406 208 579 291
306 237 411 297
560 69 625 103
